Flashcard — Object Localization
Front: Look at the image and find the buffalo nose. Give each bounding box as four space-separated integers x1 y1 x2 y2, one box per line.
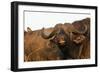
59 40 65 44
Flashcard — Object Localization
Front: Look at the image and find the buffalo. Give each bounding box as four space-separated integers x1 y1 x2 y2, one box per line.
24 27 64 61
72 18 90 59
24 17 90 61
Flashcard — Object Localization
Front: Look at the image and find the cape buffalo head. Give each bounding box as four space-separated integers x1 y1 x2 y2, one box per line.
41 27 68 46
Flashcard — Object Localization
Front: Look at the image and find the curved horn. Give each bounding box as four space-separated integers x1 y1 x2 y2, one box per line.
72 24 87 34
41 28 57 39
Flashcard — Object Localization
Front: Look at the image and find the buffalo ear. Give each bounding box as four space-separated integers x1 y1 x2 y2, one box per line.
73 35 85 44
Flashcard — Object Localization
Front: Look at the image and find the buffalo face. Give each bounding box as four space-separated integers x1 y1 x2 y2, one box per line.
41 27 68 46
51 29 69 46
